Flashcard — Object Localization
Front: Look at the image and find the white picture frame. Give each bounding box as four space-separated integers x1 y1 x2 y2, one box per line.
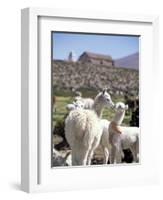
21 7 159 193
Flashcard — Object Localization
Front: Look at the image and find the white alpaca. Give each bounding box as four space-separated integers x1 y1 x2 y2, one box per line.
100 119 125 164
65 89 114 166
66 103 76 111
74 96 94 110
82 98 94 109
71 99 111 164
71 101 111 164
109 102 139 164
100 119 128 164
66 100 85 112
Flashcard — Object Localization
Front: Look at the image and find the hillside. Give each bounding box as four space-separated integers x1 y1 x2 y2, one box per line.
52 60 139 95
115 52 139 70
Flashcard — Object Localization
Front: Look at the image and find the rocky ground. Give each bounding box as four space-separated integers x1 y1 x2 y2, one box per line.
53 60 139 96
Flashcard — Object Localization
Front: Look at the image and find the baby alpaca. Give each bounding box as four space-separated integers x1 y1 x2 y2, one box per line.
109 102 139 164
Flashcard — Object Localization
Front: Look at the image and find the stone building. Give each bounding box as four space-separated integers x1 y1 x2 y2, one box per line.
78 51 114 66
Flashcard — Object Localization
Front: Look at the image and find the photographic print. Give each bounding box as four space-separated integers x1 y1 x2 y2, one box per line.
52 32 139 167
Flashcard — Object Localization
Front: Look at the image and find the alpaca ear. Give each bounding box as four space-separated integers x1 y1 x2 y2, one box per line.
102 88 107 95
114 103 118 110
125 104 128 110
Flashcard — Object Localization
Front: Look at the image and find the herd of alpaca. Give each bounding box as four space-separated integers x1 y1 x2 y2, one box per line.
54 89 140 166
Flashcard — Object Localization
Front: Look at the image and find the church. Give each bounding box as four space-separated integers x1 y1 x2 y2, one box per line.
78 51 114 66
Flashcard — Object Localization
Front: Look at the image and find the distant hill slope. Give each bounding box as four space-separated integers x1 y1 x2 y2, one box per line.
115 52 139 70
53 60 139 95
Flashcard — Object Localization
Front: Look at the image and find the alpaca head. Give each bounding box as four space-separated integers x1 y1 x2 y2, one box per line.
112 102 128 125
73 100 84 109
74 96 82 102
95 89 114 109
115 102 128 113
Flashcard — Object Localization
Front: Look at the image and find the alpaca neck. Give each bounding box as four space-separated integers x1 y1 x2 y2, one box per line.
93 102 103 118
113 111 125 125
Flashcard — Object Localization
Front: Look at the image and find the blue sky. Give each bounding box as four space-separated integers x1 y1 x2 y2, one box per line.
52 32 139 60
